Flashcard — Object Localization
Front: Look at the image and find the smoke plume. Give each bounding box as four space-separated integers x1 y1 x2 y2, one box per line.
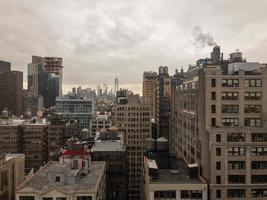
192 26 216 48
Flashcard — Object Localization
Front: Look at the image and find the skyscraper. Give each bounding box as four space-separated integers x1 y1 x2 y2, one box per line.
143 71 158 120
44 57 63 96
115 94 151 200
0 62 23 116
114 76 119 95
27 56 63 109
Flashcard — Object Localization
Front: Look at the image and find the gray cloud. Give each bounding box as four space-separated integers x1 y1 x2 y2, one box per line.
1 0 267 94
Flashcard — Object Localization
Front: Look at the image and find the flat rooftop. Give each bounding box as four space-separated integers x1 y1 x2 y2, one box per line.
17 160 105 193
150 159 205 184
92 140 125 152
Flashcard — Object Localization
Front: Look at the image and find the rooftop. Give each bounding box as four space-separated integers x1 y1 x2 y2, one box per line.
148 158 205 185
92 140 125 152
16 160 105 193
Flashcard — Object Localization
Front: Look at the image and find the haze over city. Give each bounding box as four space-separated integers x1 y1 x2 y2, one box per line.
1 0 267 94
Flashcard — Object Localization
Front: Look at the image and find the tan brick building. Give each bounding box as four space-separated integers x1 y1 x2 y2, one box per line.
0 154 25 200
115 94 151 200
170 49 267 199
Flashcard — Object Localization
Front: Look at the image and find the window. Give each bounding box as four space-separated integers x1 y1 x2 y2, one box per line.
19 197 35 200
216 162 221 170
181 190 202 199
77 196 93 200
211 105 216 113
252 133 267 142
222 105 239 113
251 147 267 156
228 161 245 170
245 105 261 113
216 176 221 184
211 92 216 100
222 92 239 100
154 190 176 199
55 176 60 182
216 148 221 156
222 118 239 127
56 198 67 200
245 118 262 127
211 79 216 87
228 175 246 184
228 147 245 156
42 198 53 200
251 175 267 184
245 92 262 100
216 134 221 142
227 189 246 198
222 79 239 87
251 161 267 170
245 79 262 87
227 133 245 142
211 118 216 127
251 189 267 197
216 190 221 198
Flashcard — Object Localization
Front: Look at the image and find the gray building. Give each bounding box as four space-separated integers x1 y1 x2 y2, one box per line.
56 96 94 139
92 127 127 200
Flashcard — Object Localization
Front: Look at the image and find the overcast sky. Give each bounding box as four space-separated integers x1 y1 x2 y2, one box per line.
1 0 267 94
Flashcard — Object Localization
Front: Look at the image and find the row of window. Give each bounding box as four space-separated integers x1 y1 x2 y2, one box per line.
216 133 267 143
212 118 262 127
216 161 267 170
216 147 267 156
213 91 262 100
216 188 267 198
216 175 267 184
212 79 262 87
212 105 261 113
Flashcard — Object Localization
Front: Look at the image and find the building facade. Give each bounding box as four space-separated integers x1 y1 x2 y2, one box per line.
143 72 158 120
0 154 25 200
115 94 151 200
170 48 267 199
92 128 127 200
55 96 94 138
0 63 23 116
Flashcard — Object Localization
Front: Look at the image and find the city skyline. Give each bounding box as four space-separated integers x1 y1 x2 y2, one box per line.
1 0 267 94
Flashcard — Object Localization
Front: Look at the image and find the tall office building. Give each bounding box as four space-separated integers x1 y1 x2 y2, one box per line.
0 61 23 116
143 71 158 120
115 94 151 200
0 60 11 72
27 56 62 109
114 76 119 95
157 66 171 139
44 73 60 108
44 57 63 96
170 47 267 199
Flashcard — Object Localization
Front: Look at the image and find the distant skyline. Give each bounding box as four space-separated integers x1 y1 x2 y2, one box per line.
1 0 267 94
